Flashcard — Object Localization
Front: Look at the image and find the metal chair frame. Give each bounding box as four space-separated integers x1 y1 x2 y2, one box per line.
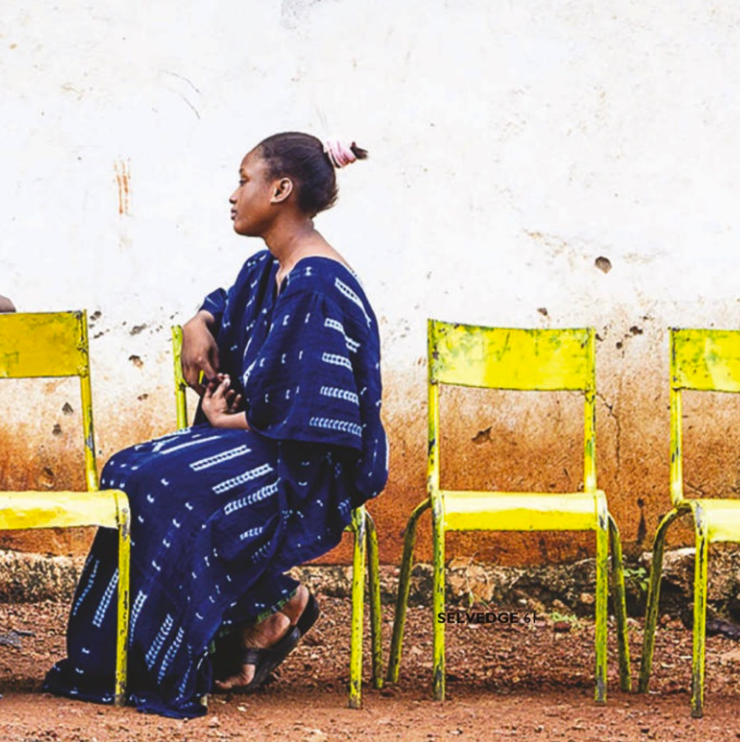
0 310 130 704
639 327 740 717
170 326 382 708
387 319 631 702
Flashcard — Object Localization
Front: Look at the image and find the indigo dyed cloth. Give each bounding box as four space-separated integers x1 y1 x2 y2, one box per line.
44 251 388 718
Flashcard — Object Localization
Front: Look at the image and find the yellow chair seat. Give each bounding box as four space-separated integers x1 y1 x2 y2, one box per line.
679 499 740 543
443 490 602 532
0 490 127 531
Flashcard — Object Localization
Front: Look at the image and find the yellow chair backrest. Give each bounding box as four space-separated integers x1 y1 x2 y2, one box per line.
0 311 99 491
428 320 597 493
429 322 595 391
669 328 740 505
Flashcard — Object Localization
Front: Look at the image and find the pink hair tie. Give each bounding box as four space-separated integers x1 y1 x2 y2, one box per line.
324 140 357 169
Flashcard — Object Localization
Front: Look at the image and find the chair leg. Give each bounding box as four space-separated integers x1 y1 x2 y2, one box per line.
366 511 383 689
638 509 680 693
691 510 709 719
114 493 131 707
594 503 609 704
608 514 632 692
348 507 367 709
387 499 431 684
432 497 445 701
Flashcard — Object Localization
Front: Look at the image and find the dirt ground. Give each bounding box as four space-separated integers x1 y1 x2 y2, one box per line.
2 596 740 742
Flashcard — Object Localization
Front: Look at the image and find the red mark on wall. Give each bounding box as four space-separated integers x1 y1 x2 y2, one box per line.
114 159 131 215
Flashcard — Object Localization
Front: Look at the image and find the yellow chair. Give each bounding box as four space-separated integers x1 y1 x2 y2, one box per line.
387 320 631 702
171 326 383 708
639 327 740 717
0 311 131 704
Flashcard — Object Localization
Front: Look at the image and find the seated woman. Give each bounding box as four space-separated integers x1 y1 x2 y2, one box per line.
44 132 388 718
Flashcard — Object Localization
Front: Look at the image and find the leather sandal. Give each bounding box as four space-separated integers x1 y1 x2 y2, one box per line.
212 591 319 692
222 625 301 694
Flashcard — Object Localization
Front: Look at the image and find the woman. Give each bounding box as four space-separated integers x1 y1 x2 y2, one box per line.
44 132 388 718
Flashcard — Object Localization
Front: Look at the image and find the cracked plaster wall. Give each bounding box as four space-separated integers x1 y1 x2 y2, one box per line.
2 1 740 564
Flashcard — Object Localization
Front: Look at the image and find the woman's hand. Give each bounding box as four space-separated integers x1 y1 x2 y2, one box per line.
182 310 221 396
201 374 249 429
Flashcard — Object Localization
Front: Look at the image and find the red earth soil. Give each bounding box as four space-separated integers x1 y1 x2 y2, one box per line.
2 597 740 741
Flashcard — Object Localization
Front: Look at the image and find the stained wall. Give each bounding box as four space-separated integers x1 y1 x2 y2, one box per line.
2 1 740 564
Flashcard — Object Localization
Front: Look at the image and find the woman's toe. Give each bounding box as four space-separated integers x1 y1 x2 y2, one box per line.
214 664 255 690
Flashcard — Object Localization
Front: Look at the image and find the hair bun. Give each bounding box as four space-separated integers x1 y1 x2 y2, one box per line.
324 140 368 168
349 142 368 160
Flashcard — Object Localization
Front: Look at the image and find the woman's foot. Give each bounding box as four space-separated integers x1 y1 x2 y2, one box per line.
212 585 312 692
213 610 292 691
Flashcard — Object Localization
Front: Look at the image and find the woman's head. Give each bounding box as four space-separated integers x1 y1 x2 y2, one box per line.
255 132 367 217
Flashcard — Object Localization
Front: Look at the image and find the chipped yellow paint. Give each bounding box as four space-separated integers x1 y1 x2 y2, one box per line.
0 491 123 529
672 329 740 393
443 491 600 532
0 311 130 705
640 327 740 718
389 319 631 703
429 323 594 391
0 311 87 379
171 325 189 430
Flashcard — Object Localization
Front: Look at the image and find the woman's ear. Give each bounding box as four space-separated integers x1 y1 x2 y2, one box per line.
270 177 294 204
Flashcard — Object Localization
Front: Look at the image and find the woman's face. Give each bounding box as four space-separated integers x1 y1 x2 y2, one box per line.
229 150 276 237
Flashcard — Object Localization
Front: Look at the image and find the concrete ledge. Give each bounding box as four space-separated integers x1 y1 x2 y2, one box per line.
0 550 85 603
3 547 740 621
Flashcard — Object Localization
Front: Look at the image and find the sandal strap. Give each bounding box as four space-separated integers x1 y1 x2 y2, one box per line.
296 592 321 637
240 646 270 666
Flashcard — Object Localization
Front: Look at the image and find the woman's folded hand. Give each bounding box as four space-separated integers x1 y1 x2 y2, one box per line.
202 374 249 429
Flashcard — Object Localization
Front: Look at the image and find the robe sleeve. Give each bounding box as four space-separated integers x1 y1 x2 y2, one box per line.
243 289 364 452
199 288 228 330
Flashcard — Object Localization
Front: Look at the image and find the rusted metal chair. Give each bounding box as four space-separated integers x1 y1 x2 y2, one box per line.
170 326 382 708
387 319 631 702
639 328 740 717
0 311 130 704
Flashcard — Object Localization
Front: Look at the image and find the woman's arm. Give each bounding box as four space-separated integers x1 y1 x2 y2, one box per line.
181 310 221 396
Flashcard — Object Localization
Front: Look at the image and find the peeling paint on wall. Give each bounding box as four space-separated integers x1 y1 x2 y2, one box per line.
1 351 740 564
595 256 612 274
114 159 131 216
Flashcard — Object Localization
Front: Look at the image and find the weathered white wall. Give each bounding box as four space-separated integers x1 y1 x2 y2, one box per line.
2 0 740 561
